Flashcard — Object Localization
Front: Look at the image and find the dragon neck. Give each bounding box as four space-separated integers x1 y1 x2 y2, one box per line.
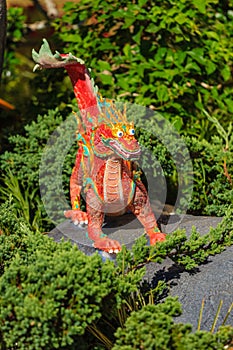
65 65 99 128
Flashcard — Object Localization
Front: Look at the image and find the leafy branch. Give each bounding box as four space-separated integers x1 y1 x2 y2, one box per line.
117 205 233 273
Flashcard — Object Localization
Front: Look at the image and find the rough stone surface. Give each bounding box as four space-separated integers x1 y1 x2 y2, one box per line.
49 213 233 331
145 244 233 332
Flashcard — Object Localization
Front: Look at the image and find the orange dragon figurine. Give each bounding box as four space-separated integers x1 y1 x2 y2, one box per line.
33 39 166 253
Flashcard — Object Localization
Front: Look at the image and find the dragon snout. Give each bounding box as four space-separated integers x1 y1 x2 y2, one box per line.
124 138 141 151
114 138 141 160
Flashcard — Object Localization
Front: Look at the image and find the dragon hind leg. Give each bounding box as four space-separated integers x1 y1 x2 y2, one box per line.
128 181 166 244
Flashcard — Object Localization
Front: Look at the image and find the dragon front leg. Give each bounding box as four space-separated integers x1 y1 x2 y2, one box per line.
128 180 166 245
86 188 121 254
64 148 88 227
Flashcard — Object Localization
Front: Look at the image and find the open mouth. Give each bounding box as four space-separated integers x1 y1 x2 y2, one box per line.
104 138 141 160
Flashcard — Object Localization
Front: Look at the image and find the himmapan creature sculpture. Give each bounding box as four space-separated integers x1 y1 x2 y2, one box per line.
33 39 166 253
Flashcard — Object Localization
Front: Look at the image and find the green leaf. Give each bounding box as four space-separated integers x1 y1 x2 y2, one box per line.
123 43 132 58
185 62 201 72
192 0 206 14
187 49 206 65
175 13 187 24
138 0 148 7
221 65 231 81
132 26 143 45
176 51 187 65
123 15 136 28
116 77 129 90
206 61 216 75
146 23 159 33
157 84 169 102
225 99 233 113
97 60 111 71
205 31 219 41
172 116 184 131
99 73 114 85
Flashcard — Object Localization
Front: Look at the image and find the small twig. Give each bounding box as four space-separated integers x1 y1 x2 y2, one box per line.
222 302 233 326
87 324 113 350
197 298 205 331
200 82 222 90
211 300 223 333
223 159 233 186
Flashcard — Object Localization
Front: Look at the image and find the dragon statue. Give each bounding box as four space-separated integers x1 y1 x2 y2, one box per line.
33 39 166 253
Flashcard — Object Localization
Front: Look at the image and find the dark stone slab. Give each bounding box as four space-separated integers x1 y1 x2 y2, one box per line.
49 214 233 330
145 245 233 331
145 215 233 331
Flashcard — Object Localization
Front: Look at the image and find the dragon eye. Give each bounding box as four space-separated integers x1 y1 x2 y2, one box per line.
116 130 124 137
128 128 135 136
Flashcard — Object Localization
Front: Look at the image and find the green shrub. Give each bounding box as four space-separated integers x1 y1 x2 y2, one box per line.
186 134 233 215
52 0 233 139
0 109 76 231
2 7 26 81
0 201 232 349
113 301 233 350
0 201 145 349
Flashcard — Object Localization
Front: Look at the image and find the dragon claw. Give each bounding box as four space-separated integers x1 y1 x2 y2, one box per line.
93 237 121 253
149 232 166 245
79 221 88 228
64 209 88 227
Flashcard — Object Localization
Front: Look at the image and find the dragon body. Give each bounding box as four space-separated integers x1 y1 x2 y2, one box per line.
33 39 166 253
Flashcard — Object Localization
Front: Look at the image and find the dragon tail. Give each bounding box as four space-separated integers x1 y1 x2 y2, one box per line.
32 39 100 130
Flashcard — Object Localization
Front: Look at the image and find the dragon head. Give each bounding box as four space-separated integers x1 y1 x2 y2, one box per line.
92 122 141 161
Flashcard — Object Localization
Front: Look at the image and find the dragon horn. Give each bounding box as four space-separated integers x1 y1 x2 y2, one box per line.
32 39 99 129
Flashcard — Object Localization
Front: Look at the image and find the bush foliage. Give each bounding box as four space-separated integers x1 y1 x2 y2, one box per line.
52 0 233 138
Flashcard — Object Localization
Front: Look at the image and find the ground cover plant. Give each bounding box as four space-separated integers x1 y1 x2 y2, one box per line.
0 200 232 349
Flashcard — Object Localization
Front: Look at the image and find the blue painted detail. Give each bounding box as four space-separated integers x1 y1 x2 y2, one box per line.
100 232 107 238
77 134 86 144
128 181 136 203
88 116 93 123
83 177 104 204
129 128 135 135
117 130 124 137
97 95 120 122
83 145 90 156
